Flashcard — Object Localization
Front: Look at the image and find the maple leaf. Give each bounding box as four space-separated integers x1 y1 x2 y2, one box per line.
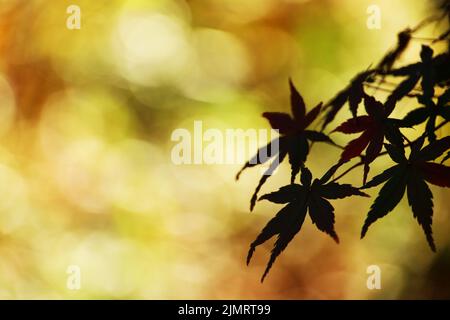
376 28 412 73
322 31 426 131
236 80 335 211
321 35 436 132
376 45 436 114
333 94 403 184
247 166 368 282
384 46 450 105
442 151 450 163
401 88 450 142
419 45 437 101
321 70 374 129
361 136 450 251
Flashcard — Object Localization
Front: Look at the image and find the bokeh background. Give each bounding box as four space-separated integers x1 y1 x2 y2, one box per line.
0 0 448 299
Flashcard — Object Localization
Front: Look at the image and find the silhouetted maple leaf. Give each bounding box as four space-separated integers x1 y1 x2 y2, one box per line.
434 54 450 87
322 70 374 129
442 151 450 163
383 44 450 88
361 137 450 251
379 45 436 112
420 46 437 101
333 94 403 183
401 88 450 141
384 46 450 103
377 28 412 73
236 80 335 211
247 166 368 282
322 31 427 131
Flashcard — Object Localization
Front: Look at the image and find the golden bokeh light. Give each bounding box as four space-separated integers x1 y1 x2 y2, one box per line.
0 0 448 299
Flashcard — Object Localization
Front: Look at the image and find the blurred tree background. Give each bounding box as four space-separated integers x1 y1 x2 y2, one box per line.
0 0 448 298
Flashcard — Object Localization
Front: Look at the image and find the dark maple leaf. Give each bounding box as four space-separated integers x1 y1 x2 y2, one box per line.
442 151 450 163
361 137 450 251
380 46 437 114
386 52 450 87
401 87 450 142
236 80 335 211
383 46 449 107
322 34 433 131
420 45 437 101
376 28 412 73
322 70 374 130
384 73 421 110
247 166 368 282
333 94 403 183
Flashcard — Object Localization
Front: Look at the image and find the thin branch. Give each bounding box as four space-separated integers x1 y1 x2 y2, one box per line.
410 36 440 42
331 162 362 182
363 83 422 98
